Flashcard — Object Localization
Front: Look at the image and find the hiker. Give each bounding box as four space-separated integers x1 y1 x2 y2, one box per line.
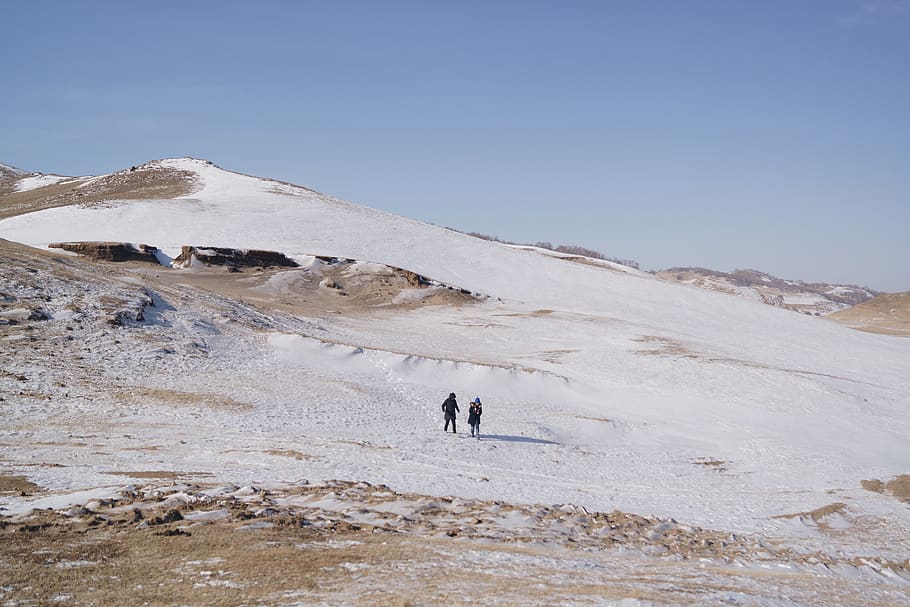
468 397 483 438
442 392 459 433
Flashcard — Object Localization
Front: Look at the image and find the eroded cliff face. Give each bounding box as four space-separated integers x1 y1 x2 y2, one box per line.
173 246 299 270
49 242 161 264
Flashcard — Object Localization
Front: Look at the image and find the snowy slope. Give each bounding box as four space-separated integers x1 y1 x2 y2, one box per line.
1 157 909 570
0 163 72 192
14 173 70 192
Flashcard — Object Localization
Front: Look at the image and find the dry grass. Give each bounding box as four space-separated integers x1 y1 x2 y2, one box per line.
632 335 696 356
885 475 910 502
145 260 477 322
333 439 392 450
562 256 623 271
0 165 196 220
692 458 729 473
0 523 666 607
262 449 313 461
1 523 352 606
774 502 849 524
493 309 555 318
828 292 910 337
2 480 909 606
0 474 40 495
862 474 910 503
127 387 253 411
2 512 904 606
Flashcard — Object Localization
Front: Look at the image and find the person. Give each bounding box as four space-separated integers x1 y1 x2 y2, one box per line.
468 397 483 438
442 392 459 434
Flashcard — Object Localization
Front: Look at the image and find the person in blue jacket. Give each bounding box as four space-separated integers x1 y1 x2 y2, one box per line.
468 397 483 438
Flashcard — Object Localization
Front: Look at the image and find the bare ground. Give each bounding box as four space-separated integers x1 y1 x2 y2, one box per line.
141 261 478 319
827 292 910 337
2 482 909 606
862 475 910 504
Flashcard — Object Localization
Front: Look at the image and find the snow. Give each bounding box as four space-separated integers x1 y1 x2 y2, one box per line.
1 486 127 517
14 174 70 192
1 158 909 599
782 294 827 306
391 286 445 304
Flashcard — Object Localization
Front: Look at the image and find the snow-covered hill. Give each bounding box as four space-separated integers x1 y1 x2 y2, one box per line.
657 267 879 316
0 163 71 192
1 158 909 604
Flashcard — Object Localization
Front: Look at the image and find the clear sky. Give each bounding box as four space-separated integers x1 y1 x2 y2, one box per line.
2 1 908 291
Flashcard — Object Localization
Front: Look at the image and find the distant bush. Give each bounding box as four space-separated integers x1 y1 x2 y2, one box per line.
455 230 639 270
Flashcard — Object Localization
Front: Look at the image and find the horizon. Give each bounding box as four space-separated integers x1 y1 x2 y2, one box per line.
2 1 908 292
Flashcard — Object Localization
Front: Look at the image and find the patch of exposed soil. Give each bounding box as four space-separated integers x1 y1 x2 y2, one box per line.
828 292 910 337
0 475 40 495
774 502 849 525
692 458 729 473
862 475 910 504
129 387 253 411
632 335 695 356
495 309 554 318
262 449 313 461
145 260 477 320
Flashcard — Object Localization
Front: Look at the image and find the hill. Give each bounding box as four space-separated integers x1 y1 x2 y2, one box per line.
657 267 879 316
827 291 910 337
1 158 909 605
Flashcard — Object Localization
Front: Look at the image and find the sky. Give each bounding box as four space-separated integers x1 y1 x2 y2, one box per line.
1 1 908 291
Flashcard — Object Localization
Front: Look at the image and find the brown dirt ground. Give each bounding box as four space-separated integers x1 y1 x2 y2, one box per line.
774 502 849 525
3 484 909 607
827 293 910 337
862 475 910 504
0 524 689 607
0 474 40 495
138 262 476 319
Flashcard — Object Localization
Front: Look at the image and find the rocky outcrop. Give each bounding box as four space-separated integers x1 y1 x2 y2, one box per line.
173 246 299 270
398 269 432 287
49 241 161 264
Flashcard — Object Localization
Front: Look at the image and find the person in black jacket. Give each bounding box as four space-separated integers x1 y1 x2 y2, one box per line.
442 392 459 433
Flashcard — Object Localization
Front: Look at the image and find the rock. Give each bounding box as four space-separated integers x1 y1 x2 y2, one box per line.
173 246 298 269
49 242 161 264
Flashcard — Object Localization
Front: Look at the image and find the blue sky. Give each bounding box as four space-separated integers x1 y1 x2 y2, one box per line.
2 1 908 291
